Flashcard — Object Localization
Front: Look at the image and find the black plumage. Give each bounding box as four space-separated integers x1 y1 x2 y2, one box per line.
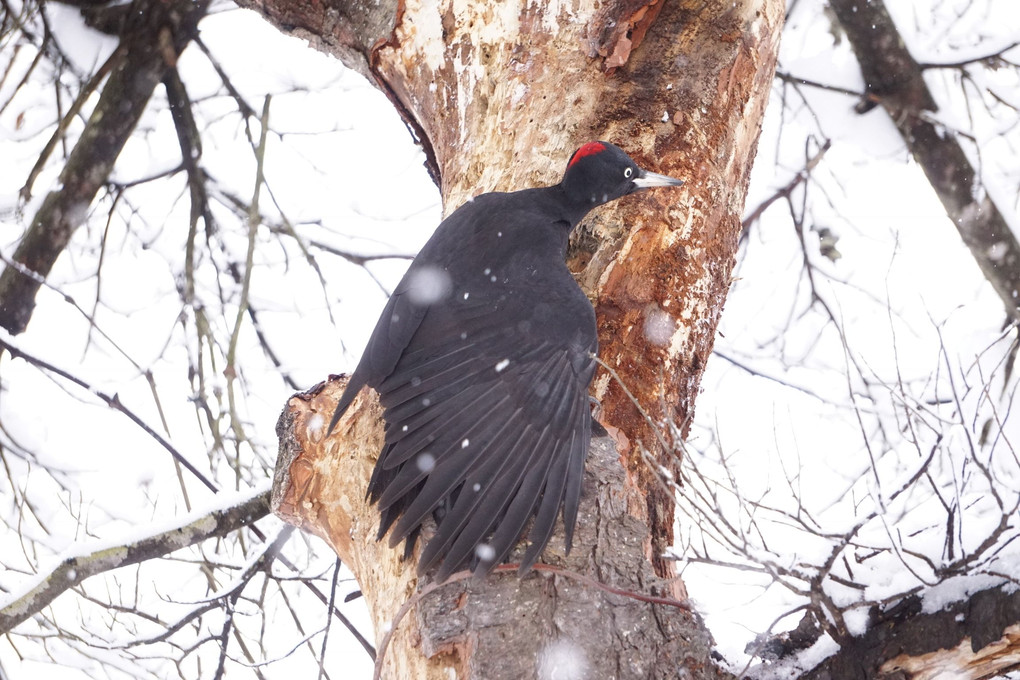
329 142 683 582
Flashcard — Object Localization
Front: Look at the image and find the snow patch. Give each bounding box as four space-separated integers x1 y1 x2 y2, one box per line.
842 606 869 636
921 574 1014 615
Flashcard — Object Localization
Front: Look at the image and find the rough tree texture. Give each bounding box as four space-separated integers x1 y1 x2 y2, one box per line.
829 0 1020 322
246 0 785 676
246 0 782 569
275 379 732 679
240 0 1020 676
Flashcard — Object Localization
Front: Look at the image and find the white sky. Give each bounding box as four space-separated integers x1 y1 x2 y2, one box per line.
1 0 1019 678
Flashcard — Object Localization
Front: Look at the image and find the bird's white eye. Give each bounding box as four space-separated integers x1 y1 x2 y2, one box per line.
624 167 634 179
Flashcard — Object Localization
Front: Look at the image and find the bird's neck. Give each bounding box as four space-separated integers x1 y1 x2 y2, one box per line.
545 184 600 228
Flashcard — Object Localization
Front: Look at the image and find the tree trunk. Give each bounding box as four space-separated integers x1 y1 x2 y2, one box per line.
276 380 728 679
248 0 785 675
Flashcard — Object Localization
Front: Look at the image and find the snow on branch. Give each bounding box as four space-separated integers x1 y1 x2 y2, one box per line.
0 487 270 635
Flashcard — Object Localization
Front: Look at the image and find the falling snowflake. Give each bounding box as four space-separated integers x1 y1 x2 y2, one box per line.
415 453 436 473
406 265 452 305
643 306 675 346
307 413 325 433
537 638 588 680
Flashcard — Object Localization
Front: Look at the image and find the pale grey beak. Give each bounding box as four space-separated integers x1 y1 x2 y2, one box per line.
633 169 684 189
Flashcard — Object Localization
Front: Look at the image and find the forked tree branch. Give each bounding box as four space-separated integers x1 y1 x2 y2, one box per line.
0 0 209 336
829 0 1020 322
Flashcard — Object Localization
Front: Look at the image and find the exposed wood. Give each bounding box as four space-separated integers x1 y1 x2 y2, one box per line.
882 624 1020 680
249 0 784 575
274 378 732 680
796 586 1020 680
579 1 784 577
251 0 785 674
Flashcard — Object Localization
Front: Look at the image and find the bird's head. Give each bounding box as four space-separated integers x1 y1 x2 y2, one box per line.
560 141 683 208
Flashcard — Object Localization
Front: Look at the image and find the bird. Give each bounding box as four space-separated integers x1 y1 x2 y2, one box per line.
328 141 683 582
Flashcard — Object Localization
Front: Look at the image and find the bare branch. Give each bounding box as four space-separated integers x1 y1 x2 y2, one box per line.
0 336 220 493
0 0 210 336
742 137 831 236
0 489 271 634
829 0 1020 323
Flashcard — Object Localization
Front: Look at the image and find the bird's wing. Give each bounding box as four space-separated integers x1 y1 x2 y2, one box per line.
328 199 489 431
327 270 431 431
368 293 597 581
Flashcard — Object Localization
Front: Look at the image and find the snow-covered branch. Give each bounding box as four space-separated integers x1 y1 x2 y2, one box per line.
0 488 270 635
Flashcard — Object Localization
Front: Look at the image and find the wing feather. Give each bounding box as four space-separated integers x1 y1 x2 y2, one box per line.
388 409 526 548
380 382 506 468
377 392 513 508
519 387 584 572
435 427 550 581
339 199 600 581
561 392 592 553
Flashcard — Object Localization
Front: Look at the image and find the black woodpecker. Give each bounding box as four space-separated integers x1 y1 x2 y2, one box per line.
329 142 683 582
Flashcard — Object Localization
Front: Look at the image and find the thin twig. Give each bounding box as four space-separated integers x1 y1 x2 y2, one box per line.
0 336 219 493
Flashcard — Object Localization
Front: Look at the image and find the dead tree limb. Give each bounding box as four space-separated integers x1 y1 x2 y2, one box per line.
796 587 1020 680
829 0 1020 322
0 0 209 336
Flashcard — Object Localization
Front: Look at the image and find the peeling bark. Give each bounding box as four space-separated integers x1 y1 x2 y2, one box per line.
250 2 1020 677
248 0 784 582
